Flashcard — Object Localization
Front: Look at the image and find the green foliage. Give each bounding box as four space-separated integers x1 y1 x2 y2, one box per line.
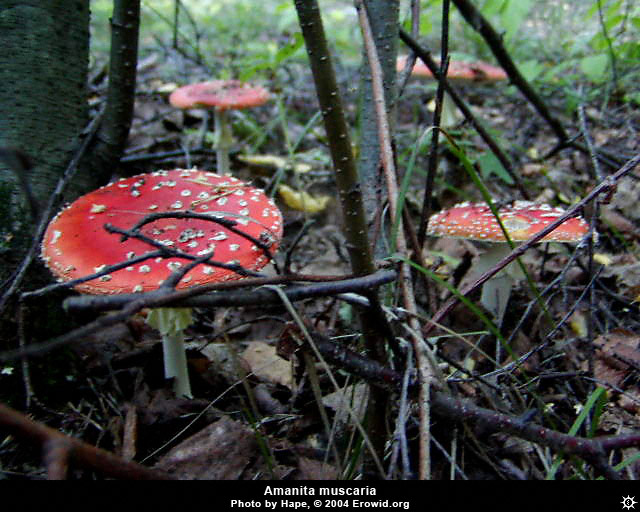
476 151 513 185
238 32 305 81
482 0 533 43
579 54 610 83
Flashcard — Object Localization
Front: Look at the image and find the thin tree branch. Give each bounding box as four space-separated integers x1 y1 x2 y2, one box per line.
293 0 392 470
89 0 141 184
1 270 397 363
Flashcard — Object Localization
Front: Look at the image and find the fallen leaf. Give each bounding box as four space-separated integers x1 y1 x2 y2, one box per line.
294 457 338 480
569 310 588 338
322 383 368 426
237 154 312 174
592 330 640 405
593 253 612 266
278 184 331 213
243 341 294 389
154 416 257 479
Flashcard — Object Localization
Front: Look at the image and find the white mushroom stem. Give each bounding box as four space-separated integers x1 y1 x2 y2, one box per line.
434 92 462 128
214 108 232 175
472 243 525 322
146 307 194 399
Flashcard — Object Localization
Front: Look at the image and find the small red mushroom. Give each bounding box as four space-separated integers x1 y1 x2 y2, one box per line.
169 80 270 175
397 55 508 127
427 201 591 320
41 168 283 397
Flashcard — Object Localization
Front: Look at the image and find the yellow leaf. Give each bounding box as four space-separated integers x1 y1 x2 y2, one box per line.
278 184 330 213
593 253 612 266
237 154 312 174
155 81 179 94
569 311 588 338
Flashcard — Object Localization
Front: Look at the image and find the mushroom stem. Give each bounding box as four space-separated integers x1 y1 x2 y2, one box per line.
473 243 523 322
214 108 232 175
161 331 192 399
438 92 462 128
146 307 194 399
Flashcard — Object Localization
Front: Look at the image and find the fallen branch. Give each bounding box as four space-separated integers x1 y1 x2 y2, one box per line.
1 270 397 363
0 402 174 480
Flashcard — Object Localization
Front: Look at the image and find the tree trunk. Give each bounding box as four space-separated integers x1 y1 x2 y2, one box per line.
0 0 89 280
356 0 400 257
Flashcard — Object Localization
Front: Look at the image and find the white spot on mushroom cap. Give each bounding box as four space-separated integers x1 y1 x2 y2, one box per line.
50 230 62 244
90 204 107 213
167 261 182 271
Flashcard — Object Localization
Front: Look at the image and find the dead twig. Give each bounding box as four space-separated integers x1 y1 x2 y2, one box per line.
1 270 397 363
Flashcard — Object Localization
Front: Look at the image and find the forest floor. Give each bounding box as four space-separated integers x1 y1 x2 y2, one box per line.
2 29 640 481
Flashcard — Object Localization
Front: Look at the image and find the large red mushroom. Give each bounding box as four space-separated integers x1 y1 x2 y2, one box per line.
427 201 591 320
41 168 283 397
169 80 270 175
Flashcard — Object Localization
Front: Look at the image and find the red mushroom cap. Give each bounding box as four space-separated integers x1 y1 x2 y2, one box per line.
169 80 270 111
397 56 507 83
41 169 283 294
427 201 590 243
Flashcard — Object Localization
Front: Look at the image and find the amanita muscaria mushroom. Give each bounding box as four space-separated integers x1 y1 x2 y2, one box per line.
41 168 283 397
427 201 591 320
397 55 507 127
169 80 270 175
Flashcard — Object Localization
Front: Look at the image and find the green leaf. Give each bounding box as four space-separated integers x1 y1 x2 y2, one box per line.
501 0 532 40
477 152 514 184
579 54 609 83
517 59 545 82
481 0 506 17
546 387 608 480
273 32 304 66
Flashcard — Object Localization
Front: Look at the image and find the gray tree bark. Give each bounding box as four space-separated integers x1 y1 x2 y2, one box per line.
356 0 400 257
0 0 89 280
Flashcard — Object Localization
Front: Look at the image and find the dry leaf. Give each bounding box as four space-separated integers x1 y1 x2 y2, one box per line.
569 310 588 338
242 341 294 389
322 383 368 425
593 329 640 390
294 457 338 480
155 416 257 479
